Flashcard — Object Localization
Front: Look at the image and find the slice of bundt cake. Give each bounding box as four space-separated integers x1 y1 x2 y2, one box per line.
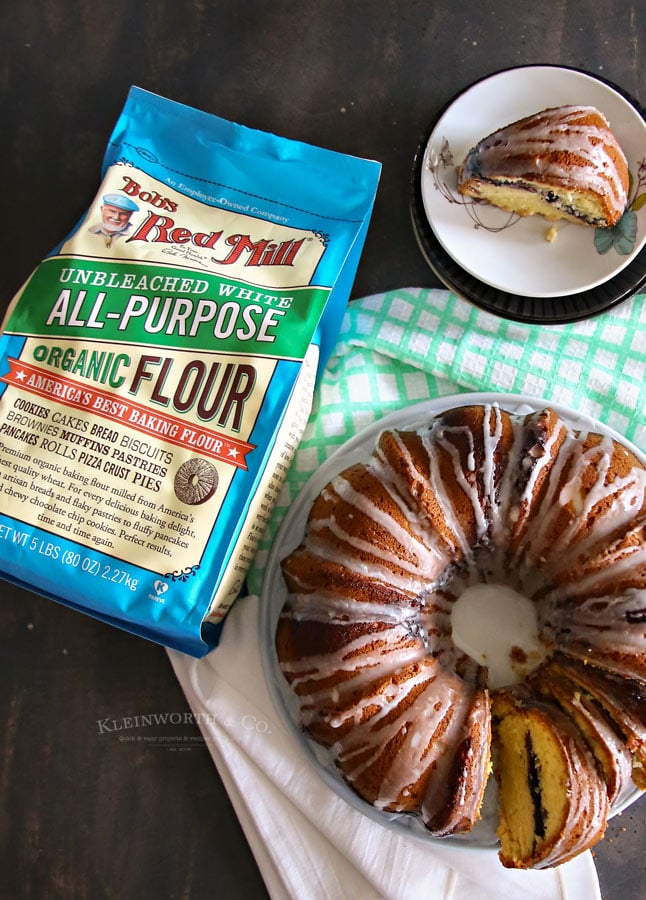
533 654 646 789
530 662 635 804
457 106 629 227
491 686 609 869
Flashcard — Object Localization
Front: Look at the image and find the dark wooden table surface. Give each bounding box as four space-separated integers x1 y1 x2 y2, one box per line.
1 3 644 899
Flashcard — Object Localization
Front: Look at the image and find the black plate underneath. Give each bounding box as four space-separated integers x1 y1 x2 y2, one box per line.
410 65 646 325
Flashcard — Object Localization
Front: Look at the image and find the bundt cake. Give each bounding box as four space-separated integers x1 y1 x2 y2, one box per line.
457 106 629 227
276 403 646 869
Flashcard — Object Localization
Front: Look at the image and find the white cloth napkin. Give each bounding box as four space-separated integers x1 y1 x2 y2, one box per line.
168 594 601 900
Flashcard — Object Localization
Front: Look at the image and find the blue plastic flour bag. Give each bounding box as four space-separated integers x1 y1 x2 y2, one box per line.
0 87 380 655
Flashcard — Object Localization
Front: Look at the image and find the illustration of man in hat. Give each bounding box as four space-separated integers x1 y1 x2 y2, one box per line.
89 193 140 246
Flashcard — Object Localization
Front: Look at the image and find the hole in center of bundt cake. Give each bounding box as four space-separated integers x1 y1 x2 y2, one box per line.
450 584 549 690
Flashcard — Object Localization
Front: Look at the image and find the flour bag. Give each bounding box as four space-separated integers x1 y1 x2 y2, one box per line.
0 87 380 655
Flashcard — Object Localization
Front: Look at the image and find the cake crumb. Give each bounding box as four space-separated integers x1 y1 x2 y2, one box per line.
510 645 527 663
546 225 558 243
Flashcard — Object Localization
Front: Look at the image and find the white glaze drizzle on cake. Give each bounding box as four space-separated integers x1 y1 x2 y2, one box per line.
460 106 628 208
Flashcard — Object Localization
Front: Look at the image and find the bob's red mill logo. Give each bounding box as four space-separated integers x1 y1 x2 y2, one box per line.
119 175 307 267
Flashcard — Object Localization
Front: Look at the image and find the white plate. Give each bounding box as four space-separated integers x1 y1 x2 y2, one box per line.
260 392 644 851
420 66 646 298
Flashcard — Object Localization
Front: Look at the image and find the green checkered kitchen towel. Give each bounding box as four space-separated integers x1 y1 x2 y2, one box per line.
247 287 646 593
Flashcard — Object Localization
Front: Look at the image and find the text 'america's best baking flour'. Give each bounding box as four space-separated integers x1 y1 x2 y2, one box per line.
0 87 380 655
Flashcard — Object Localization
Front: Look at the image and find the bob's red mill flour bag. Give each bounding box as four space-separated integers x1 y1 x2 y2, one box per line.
0 87 380 655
